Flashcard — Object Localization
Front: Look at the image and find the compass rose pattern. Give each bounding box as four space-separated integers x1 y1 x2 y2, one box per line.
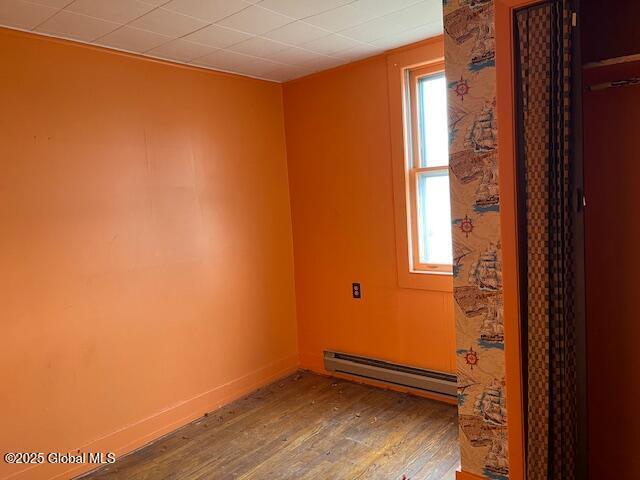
454 75 470 101
464 346 479 369
443 0 508 478
460 214 474 238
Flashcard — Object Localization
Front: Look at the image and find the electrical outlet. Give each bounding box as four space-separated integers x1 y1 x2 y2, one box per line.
352 283 361 299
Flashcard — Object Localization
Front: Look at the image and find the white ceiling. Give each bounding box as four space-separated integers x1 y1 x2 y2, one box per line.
0 0 443 82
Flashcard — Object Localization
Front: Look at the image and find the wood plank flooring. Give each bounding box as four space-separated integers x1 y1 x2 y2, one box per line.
80 372 459 480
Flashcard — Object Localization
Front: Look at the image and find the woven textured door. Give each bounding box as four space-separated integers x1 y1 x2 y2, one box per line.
514 2 580 479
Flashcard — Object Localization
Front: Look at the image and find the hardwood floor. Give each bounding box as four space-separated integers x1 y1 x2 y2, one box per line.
80 372 459 480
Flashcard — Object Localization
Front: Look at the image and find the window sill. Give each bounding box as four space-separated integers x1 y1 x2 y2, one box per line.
398 270 453 292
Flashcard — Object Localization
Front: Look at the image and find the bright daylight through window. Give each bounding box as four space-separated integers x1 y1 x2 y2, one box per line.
406 67 452 273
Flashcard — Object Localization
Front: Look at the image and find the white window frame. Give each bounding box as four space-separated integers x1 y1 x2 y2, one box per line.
405 65 453 275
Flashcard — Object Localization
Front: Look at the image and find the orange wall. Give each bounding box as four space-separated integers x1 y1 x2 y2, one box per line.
0 28 298 480
282 47 456 375
494 1 531 478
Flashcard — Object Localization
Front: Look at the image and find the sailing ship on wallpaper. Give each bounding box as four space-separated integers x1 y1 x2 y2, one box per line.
459 414 492 447
476 166 499 207
453 286 494 317
445 0 496 71
459 380 507 442
465 99 497 152
460 0 493 8
476 381 509 478
485 436 509 477
444 1 493 46
480 295 505 345
450 149 485 184
474 379 507 426
469 243 502 292
449 149 499 209
445 0 507 476
471 21 496 67
459 413 509 480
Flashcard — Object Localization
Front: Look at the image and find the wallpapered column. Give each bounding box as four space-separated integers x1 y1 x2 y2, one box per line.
443 1 508 479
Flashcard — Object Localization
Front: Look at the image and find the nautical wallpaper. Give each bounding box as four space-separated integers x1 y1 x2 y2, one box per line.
443 0 508 478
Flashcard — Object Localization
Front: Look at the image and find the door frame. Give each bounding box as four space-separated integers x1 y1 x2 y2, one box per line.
494 1 587 479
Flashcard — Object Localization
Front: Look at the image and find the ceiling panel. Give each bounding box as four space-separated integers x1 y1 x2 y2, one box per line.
0 0 57 30
128 7 207 37
182 23 250 48
350 0 424 18
216 5 292 35
264 45 328 66
66 0 155 25
192 48 261 71
258 0 353 20
228 36 289 57
261 21 329 45
301 33 368 56
27 0 72 8
36 10 119 41
334 42 382 61
370 22 442 50
147 38 214 62
339 15 407 43
162 0 250 23
304 5 375 31
96 25 171 53
0 0 444 83
386 1 443 30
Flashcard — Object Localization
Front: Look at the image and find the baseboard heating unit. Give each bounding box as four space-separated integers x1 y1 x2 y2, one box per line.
323 351 457 399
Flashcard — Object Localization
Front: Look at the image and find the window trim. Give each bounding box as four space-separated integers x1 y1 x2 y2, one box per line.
407 67 453 275
386 38 453 292
410 166 453 273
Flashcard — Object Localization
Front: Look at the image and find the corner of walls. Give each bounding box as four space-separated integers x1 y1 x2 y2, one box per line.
274 80 302 373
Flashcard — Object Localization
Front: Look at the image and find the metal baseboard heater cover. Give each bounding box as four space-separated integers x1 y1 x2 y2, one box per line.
324 351 457 398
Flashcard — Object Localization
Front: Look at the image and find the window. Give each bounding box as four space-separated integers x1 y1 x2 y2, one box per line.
387 42 451 291
405 66 452 274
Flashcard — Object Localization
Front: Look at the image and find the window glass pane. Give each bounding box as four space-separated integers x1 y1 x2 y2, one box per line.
417 170 452 265
418 74 449 167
